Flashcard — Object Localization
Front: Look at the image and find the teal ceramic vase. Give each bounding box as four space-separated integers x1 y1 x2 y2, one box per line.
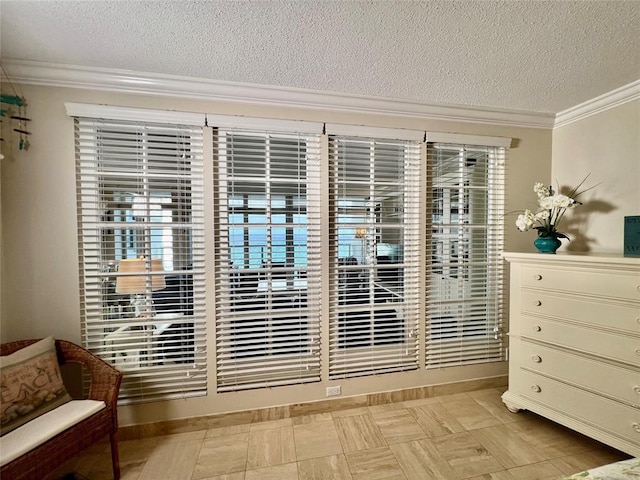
534 235 562 254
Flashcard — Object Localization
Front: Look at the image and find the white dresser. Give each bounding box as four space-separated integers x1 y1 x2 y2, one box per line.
502 252 640 457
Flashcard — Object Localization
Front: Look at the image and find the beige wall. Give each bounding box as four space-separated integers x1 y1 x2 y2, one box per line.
552 100 640 253
0 84 551 427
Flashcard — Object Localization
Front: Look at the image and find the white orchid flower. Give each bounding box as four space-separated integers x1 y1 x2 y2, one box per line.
516 176 594 244
538 196 554 210
550 194 575 208
535 209 550 220
515 209 536 232
533 182 549 199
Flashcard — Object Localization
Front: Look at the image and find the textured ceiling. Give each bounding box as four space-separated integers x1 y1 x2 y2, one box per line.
1 0 639 114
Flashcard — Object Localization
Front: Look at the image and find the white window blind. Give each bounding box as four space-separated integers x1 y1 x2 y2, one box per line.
328 134 422 378
213 125 322 391
425 142 506 368
74 117 207 404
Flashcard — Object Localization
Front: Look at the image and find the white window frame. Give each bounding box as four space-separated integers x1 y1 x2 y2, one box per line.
68 102 511 399
326 125 423 379
211 116 324 391
67 103 207 404
424 133 509 368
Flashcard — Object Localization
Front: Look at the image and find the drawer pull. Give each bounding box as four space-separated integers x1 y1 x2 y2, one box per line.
633 423 640 433
531 385 541 393
633 386 640 395
534 300 542 307
533 325 542 332
636 349 640 357
531 355 542 363
534 274 542 281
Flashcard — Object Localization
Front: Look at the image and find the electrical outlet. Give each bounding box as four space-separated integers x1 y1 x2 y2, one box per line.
326 385 341 397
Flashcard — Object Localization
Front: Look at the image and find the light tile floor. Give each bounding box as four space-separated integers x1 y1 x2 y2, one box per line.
54 388 631 480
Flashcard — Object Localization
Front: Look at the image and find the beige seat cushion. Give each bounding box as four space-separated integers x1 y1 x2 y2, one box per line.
0 399 105 466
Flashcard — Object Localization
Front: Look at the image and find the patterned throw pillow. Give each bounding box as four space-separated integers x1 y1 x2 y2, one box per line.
0 337 72 435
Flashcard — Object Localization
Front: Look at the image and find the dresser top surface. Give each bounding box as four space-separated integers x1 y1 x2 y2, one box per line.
503 251 640 267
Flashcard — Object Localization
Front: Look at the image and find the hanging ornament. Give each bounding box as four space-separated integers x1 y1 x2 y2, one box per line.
11 103 31 151
1 64 32 152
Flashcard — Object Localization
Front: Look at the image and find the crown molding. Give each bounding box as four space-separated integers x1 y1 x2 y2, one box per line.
554 79 640 128
2 59 555 129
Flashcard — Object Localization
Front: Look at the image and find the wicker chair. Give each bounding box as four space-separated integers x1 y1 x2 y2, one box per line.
1 339 123 480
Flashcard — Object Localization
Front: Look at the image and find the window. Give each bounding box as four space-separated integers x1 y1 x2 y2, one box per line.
71 106 207 404
212 118 323 391
71 104 509 400
425 135 508 368
327 127 422 378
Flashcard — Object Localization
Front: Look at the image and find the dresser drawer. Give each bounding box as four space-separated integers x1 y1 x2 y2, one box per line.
521 265 640 301
520 314 640 366
521 291 640 334
512 369 640 446
519 340 640 406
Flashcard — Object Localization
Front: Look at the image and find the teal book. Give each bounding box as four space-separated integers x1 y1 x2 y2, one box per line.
624 216 640 257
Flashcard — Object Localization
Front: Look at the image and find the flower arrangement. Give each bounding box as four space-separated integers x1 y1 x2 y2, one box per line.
515 176 594 242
